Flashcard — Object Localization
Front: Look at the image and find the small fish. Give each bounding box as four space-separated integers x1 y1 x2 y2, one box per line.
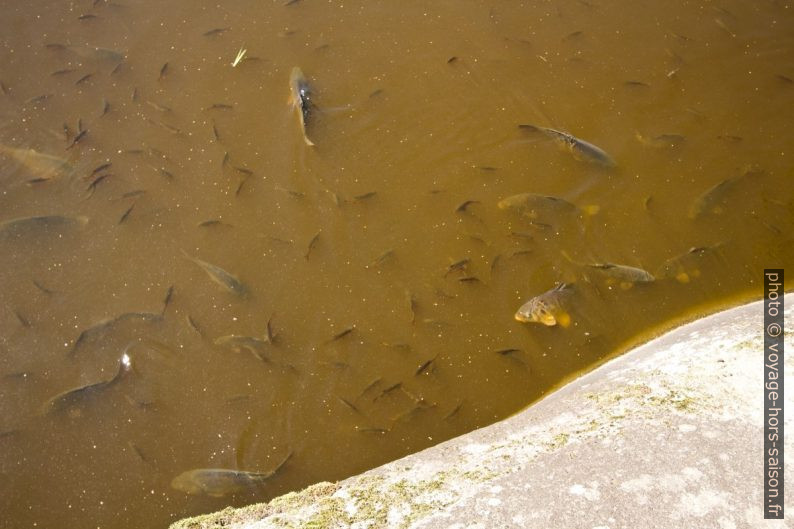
32 279 54 295
203 28 230 37
514 283 573 327
328 327 354 342
147 119 181 135
75 73 93 85
182 251 248 296
444 258 470 277
715 18 736 38
25 94 52 104
289 67 315 146
304 230 321 259
366 249 395 269
495 348 522 356
171 452 292 497
197 219 229 228
624 80 650 87
186 315 204 336
88 163 112 179
455 200 480 213
353 191 377 201
214 335 270 361
358 377 382 398
443 402 463 420
42 353 131 414
447 56 459 64
374 382 402 401
13 309 31 327
356 426 389 434
0 144 73 180
266 316 277 344
688 168 761 219
85 173 111 197
146 100 172 113
635 132 685 148
100 98 110 116
118 203 135 224
66 129 88 150
78 14 97 20
415 354 438 376
204 103 233 110
518 124 616 167
158 62 169 81
337 396 360 413
0 215 87 239
51 68 75 76
162 286 174 314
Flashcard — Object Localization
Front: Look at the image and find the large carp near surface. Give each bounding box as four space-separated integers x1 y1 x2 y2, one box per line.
0 1 792 527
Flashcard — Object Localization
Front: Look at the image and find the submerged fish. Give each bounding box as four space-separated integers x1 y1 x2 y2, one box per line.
498 193 598 222
0 215 87 239
289 67 315 146
514 283 573 327
42 353 131 414
656 243 725 283
70 312 163 356
171 452 292 497
688 168 761 219
182 251 248 296
214 334 270 361
0 144 73 181
71 45 124 62
519 124 616 167
587 263 655 284
635 132 685 149
562 251 655 285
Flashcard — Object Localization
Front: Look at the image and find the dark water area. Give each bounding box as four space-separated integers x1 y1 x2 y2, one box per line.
1 1 793 527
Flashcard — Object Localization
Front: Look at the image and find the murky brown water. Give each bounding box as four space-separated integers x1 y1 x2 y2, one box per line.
1 0 793 527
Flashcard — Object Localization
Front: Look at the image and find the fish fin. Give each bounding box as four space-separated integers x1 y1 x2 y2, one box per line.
556 312 572 328
581 205 600 216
